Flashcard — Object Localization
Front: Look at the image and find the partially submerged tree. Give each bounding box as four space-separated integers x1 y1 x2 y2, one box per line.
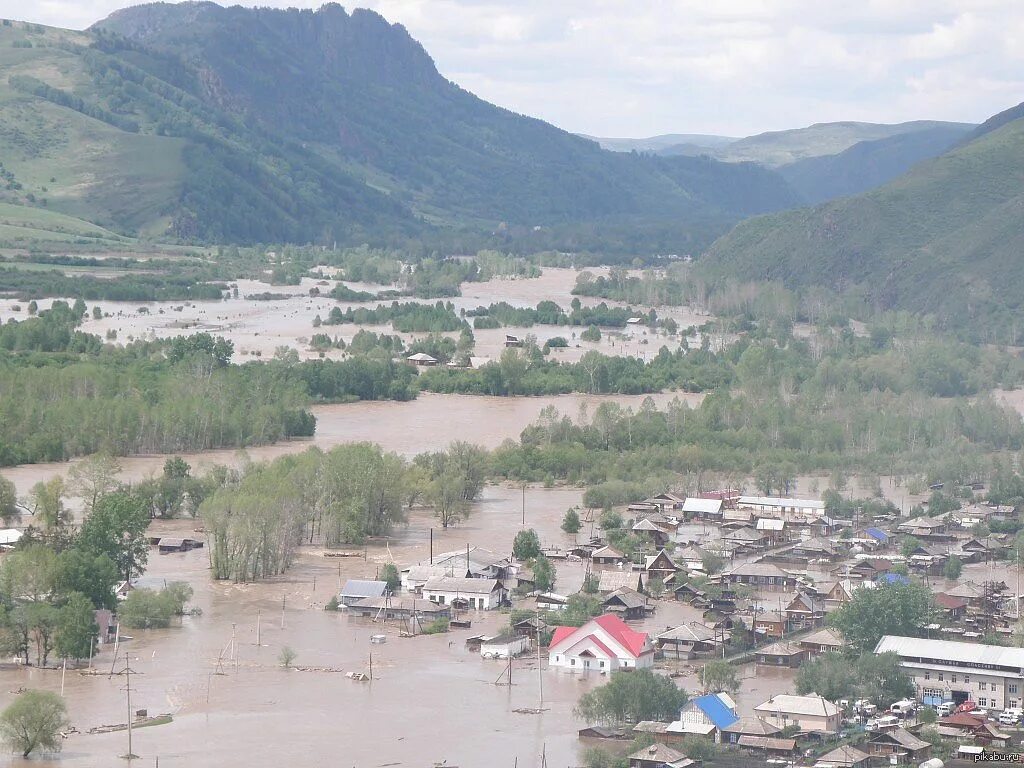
0 690 68 758
574 669 687 725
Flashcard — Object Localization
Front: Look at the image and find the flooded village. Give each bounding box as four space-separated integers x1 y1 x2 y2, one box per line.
0 263 1022 768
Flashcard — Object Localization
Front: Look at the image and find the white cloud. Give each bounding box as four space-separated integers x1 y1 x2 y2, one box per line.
4 0 1022 136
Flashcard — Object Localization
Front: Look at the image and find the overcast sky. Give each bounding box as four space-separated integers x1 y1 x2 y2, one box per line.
8 0 1024 137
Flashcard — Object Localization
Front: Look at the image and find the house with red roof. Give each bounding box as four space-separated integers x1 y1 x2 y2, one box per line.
548 613 654 671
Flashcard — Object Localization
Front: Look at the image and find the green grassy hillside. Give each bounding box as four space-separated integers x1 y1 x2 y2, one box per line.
702 104 1024 341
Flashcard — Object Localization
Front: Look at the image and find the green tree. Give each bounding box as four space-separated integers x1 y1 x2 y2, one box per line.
531 554 556 592
380 563 401 592
795 652 860 702
0 476 17 524
26 603 59 667
943 555 963 580
599 510 623 531
54 549 119 610
56 592 98 661
513 529 542 560
77 491 150 582
428 471 470 528
0 689 68 757
0 544 57 603
574 669 687 724
582 572 599 594
701 660 739 695
278 646 297 668
67 452 122 513
901 536 920 558
27 477 69 536
827 581 935 652
118 588 175 629
561 508 582 534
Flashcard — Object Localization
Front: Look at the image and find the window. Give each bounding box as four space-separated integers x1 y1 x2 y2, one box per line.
938 673 944 682
1010 684 1019 694
924 671 931 680
979 698 988 707
964 676 970 684
600 661 605 668
951 675 958 683
571 658 576 666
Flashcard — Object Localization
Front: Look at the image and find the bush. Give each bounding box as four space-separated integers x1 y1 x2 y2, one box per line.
422 618 450 634
278 646 297 668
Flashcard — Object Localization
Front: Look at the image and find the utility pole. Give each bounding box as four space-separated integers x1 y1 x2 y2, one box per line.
256 609 261 647
281 595 286 630
122 655 138 761
522 483 526 526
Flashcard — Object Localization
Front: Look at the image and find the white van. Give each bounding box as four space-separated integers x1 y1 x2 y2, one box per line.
935 701 956 717
890 699 917 716
999 708 1022 726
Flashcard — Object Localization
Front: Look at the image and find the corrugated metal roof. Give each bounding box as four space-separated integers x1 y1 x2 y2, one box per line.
682 497 722 514
876 635 1024 668
739 496 825 509
691 693 740 729
339 580 388 598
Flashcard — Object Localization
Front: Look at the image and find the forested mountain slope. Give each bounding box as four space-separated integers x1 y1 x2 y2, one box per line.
702 102 1024 341
0 5 801 250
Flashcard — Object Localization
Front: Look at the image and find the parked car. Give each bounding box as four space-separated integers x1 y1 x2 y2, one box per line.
866 715 900 731
935 701 956 717
998 709 1022 726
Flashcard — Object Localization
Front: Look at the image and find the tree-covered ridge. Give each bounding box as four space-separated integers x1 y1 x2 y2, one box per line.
702 102 1024 343
0 11 798 251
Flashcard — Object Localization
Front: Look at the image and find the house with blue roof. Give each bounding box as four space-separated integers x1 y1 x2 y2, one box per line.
864 527 889 544
878 572 910 586
669 692 739 742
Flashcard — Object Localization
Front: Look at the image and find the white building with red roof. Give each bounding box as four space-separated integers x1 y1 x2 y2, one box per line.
548 613 654 671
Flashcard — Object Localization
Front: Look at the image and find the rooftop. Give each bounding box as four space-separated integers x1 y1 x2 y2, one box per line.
422 577 501 594
339 579 388 598
755 694 840 717
739 495 824 510
875 635 1024 669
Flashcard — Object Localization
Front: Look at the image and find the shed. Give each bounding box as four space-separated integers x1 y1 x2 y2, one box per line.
480 633 530 659
339 579 389 607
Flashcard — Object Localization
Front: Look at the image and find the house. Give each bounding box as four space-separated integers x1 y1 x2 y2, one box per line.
338 579 389 608
504 334 523 347
656 623 719 658
753 694 841 733
0 528 23 549
720 716 781 745
755 641 808 667
738 495 825 517
721 526 767 549
805 515 841 537
672 583 707 604
800 627 845 655
785 537 839 562
536 592 569 611
840 558 893 581
406 352 438 366
934 592 969 620
645 492 686 512
896 516 949 540
431 547 512 579
814 745 871 768
784 592 827 630
937 713 1012 746
627 743 694 768
578 726 630 740
401 564 453 592
865 727 931 764
675 546 707 573
549 614 654 671
512 615 548 639
598 570 645 593
722 562 797 591
721 509 755 527
862 527 890 546
603 587 650 619
422 577 506 610
156 537 203 554
644 550 680 583
591 546 628 566
633 518 671 547
480 633 530 659
348 596 451 622
94 609 117 644
672 692 738 742
751 611 786 639
875 635 1024 710
682 497 722 519
736 736 797 755
755 517 787 544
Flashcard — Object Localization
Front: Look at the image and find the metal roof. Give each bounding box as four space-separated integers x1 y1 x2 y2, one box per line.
339 580 388 598
739 495 825 509
755 694 840 717
875 635 1024 669
682 497 722 514
422 577 501 594
690 693 740 729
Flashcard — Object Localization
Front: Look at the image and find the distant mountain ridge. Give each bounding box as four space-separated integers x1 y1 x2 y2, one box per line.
701 101 1024 341
0 3 801 251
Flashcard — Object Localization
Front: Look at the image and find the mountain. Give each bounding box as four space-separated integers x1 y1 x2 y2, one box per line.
0 5 800 251
777 124 973 204
584 134 737 154
701 102 1024 341
703 120 975 168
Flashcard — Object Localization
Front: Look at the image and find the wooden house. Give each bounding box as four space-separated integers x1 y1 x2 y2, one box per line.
603 587 649 619
755 640 808 667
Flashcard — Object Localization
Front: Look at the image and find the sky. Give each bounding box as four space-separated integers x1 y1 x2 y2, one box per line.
7 0 1024 137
